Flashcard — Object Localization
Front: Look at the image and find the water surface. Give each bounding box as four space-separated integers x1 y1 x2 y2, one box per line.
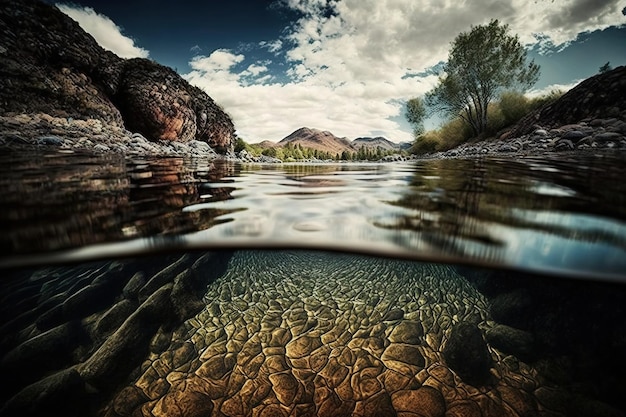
2 151 624 280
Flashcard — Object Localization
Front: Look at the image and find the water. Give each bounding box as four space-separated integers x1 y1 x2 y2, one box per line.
1 150 625 417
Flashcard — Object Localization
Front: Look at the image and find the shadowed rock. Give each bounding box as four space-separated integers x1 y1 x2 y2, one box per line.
442 322 492 386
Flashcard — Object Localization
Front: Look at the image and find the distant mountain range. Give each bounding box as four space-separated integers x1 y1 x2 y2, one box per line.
257 127 410 154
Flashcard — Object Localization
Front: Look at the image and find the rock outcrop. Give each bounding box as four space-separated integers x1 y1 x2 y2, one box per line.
0 0 234 153
508 65 626 138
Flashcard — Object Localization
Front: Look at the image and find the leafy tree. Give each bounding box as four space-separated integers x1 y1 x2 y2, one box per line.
234 137 247 153
426 19 540 136
599 61 612 73
405 97 427 136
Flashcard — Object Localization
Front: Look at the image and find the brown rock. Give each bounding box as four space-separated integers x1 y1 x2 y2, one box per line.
258 404 289 417
153 389 213 417
391 386 446 417
0 0 235 153
285 335 322 359
389 320 424 345
445 400 481 417
382 344 425 368
269 372 300 405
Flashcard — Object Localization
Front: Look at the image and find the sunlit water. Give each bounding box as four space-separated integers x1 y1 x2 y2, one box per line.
1 150 626 417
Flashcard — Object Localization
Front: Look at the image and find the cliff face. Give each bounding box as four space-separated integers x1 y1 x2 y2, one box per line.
0 0 234 153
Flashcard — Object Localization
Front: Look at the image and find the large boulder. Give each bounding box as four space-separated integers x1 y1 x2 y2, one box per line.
442 322 492 386
0 0 235 153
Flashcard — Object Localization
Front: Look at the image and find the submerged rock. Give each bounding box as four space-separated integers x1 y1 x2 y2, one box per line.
442 321 492 386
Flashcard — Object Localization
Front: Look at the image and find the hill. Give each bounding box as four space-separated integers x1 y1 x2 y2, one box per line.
352 136 399 151
277 127 354 154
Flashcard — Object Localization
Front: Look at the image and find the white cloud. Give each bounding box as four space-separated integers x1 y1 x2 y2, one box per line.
186 0 626 143
56 4 149 59
259 40 283 53
526 79 583 98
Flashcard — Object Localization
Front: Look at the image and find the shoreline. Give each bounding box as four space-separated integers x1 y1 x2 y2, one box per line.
1 112 625 162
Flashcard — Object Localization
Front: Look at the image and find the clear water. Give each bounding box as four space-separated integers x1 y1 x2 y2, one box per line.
1 152 625 280
1 150 625 417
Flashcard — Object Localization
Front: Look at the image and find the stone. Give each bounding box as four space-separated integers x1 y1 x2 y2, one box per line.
442 322 492 386
391 386 446 417
382 344 425 368
485 324 536 361
561 130 586 140
389 320 423 344
445 400 482 417
490 290 533 329
594 132 622 142
555 138 574 151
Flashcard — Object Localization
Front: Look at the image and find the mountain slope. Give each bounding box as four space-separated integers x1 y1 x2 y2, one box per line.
278 127 354 154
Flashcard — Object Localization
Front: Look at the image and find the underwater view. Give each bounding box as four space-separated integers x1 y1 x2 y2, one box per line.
1 154 625 417
2 1 626 416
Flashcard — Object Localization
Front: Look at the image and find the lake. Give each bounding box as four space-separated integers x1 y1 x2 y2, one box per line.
1 151 625 417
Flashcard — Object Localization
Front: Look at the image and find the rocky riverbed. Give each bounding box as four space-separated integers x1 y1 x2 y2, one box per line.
1 251 625 417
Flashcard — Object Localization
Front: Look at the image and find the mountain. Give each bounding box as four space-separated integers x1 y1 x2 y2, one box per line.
352 136 399 151
278 127 354 154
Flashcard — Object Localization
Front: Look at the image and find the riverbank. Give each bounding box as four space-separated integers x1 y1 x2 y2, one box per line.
421 116 626 160
3 113 626 163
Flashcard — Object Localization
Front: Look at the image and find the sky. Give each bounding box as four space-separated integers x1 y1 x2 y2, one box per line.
49 0 626 143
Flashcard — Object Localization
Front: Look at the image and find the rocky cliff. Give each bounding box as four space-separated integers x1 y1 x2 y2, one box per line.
0 0 235 153
509 65 626 138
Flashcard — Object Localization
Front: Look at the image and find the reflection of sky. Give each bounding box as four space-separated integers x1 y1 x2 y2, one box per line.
5 158 626 283
484 210 626 278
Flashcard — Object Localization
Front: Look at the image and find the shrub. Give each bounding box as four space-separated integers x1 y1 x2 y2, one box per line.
499 91 531 126
411 133 440 155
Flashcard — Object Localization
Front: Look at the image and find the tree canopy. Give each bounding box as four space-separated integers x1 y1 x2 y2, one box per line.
405 97 426 137
426 19 540 136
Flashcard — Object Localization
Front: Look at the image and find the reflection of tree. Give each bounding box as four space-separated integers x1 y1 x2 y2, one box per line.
382 156 626 258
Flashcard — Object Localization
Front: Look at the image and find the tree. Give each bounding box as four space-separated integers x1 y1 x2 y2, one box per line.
599 61 612 73
234 136 247 153
405 97 426 136
426 19 540 136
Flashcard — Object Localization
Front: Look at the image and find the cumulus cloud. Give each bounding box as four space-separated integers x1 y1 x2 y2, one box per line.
186 0 626 143
56 3 149 59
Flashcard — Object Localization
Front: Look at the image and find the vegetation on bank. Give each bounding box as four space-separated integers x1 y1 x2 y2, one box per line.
407 19 562 155
409 89 564 154
234 138 404 162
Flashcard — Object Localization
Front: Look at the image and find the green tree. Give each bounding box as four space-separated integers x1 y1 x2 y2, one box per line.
426 19 540 137
405 97 427 136
599 61 612 73
234 137 247 153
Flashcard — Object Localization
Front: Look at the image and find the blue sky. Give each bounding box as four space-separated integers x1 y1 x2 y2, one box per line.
51 0 626 143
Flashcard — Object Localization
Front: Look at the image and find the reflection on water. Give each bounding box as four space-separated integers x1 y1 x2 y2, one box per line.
0 153 238 255
1 151 625 279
